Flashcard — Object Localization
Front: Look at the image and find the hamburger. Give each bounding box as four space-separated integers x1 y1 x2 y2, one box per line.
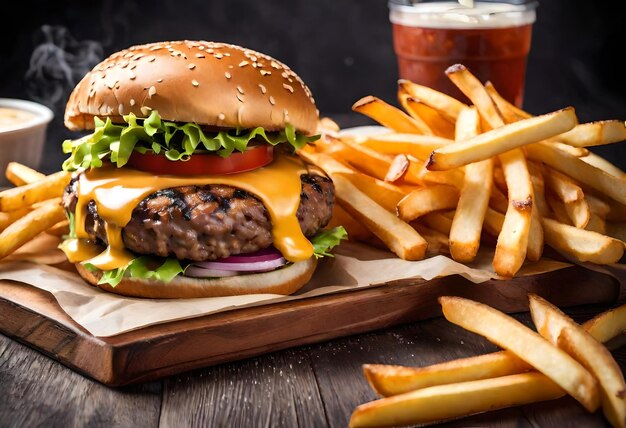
58 40 346 298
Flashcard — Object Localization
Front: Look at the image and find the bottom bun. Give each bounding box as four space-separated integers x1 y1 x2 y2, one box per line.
75 258 317 299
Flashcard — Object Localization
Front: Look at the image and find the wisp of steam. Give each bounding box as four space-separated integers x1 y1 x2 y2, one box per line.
24 25 104 110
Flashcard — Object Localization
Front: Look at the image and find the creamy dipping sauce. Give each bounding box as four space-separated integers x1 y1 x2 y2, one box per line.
0 107 37 130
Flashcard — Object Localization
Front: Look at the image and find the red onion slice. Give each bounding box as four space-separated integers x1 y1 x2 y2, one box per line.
193 256 287 272
220 247 283 263
184 266 239 278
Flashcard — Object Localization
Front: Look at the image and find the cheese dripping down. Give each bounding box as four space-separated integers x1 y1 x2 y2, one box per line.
60 155 315 271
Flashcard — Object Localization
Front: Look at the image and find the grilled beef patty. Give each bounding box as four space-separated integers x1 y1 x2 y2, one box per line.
62 173 334 261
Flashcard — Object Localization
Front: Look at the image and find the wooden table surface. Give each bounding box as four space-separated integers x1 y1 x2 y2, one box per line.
1 298 622 427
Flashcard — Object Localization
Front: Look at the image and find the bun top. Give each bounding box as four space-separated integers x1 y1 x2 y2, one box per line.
64 41 319 134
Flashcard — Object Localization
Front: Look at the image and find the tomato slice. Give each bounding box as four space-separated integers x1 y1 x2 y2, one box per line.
127 145 273 175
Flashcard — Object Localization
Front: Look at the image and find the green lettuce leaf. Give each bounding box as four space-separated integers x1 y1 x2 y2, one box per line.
310 226 348 258
62 110 319 171
86 227 348 287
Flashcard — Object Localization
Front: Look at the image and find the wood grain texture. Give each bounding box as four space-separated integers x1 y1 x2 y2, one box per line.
1 303 621 427
0 265 621 387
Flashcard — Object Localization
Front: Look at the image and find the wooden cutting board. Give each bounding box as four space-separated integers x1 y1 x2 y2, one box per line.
0 264 623 387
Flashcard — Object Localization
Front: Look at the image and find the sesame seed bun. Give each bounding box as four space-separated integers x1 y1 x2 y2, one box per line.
75 258 317 299
64 40 319 135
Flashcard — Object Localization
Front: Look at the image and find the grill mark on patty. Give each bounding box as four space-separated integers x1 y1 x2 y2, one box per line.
62 173 335 261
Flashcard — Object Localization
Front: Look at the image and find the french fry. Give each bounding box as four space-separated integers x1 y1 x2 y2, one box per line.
545 168 584 203
581 151 626 179
489 186 509 214
586 213 607 235
413 224 450 256
0 200 67 260
0 171 71 212
583 303 626 345
0 207 32 233
352 95 434 135
421 212 453 235
398 94 456 138
450 106 492 263
5 162 47 186
398 79 468 122
605 222 626 246
529 294 626 428
551 141 589 158
333 174 428 260
349 372 564 428
363 352 531 397
564 197 591 228
484 80 532 121
439 296 600 412
527 202 544 262
586 193 611 218
425 108 578 170
483 207 505 236
327 204 372 242
397 185 459 221
526 143 626 205
417 167 465 189
384 154 409 182
357 133 453 160
548 120 626 148
547 193 573 225
493 149 533 277
542 217 624 264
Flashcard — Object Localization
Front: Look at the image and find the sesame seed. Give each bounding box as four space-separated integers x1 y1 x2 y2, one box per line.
283 83 294 93
189 63 196 70
236 94 244 103
225 72 232 79
252 62 259 68
237 86 244 94
250 55 257 62
214 53 223 59
260 70 271 76
148 86 157 97
223 52 231 57
118 104 124 114
129 73 136 80
239 60 249 67
281 72 289 78
195 53 205 58
130 99 136 106
218 113 226 120
157 78 163 83
271 61 281 69
107 81 115 89
140 106 152 116
192 80 199 87
148 56 156 62
259 84 267 94
206 48 214 54
269 96 275 105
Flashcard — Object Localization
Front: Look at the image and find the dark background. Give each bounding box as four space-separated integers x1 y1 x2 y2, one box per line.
1 0 625 173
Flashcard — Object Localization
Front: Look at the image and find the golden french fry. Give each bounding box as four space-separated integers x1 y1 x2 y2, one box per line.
484 80 532 121
493 149 533 277
357 133 453 160
586 213 607 234
542 217 624 264
385 154 409 182
421 212 453 235
46 220 70 237
586 193 611 218
398 94 456 139
547 193 573 225
363 352 531 397
439 296 600 412
327 204 372 242
492 166 507 193
0 171 71 212
564 198 591 229
412 224 450 256
349 372 564 428
548 120 626 148
483 207 505 236
528 163 550 217
581 151 626 179
551 141 589 158
5 162 47 186
352 95 433 135
450 106 492 263
526 143 626 205
583 303 626 345
546 168 584 203
0 201 67 260
426 108 578 170
526 201 544 262
398 79 468 122
333 174 428 260
489 186 509 214
417 167 465 189
397 184 460 221
529 294 626 428
0 207 32 233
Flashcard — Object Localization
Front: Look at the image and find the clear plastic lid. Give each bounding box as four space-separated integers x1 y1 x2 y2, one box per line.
389 0 538 29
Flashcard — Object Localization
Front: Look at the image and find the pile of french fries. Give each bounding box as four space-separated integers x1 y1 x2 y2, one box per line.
350 294 626 427
0 162 70 261
303 64 626 277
